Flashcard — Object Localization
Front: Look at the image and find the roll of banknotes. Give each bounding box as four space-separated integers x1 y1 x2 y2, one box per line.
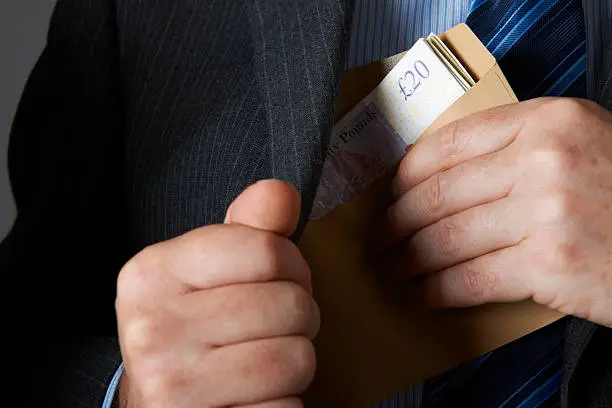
311 34 475 219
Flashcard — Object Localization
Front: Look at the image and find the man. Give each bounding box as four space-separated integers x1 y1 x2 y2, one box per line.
2 0 611 407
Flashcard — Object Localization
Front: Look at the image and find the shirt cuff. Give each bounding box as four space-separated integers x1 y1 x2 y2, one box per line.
102 362 124 408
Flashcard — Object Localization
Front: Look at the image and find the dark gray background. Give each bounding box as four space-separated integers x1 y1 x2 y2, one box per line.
1 1 55 239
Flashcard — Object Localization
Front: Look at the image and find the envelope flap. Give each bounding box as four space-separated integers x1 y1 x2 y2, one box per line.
438 23 496 81
421 65 519 139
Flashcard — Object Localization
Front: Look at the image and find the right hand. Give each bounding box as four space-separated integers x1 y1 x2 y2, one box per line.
116 180 320 408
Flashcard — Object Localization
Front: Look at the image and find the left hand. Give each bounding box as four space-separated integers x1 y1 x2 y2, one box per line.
377 97 612 328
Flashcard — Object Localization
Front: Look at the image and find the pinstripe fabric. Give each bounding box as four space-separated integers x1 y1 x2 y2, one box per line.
4 0 354 407
600 32 612 110
115 0 353 244
62 338 124 408
346 0 471 67
584 0 612 100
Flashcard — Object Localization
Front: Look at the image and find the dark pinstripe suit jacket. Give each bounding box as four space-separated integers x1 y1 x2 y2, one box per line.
1 0 611 406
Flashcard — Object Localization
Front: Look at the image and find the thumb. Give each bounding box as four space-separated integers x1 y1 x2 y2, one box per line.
224 179 301 237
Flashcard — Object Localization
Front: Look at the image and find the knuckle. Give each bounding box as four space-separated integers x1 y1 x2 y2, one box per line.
117 247 158 306
459 264 491 300
530 242 562 275
122 314 166 357
423 173 445 214
535 233 580 273
530 231 574 277
535 193 574 224
437 219 462 256
286 338 317 389
253 338 316 393
439 120 465 161
530 141 583 174
287 240 313 285
542 98 593 123
283 283 320 337
284 283 312 318
136 370 181 406
310 299 322 338
138 372 166 399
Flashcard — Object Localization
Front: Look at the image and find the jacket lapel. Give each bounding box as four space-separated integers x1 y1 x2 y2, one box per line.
113 0 354 246
244 0 355 232
598 30 612 109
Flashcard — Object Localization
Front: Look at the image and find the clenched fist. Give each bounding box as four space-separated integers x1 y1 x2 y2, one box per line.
115 180 320 408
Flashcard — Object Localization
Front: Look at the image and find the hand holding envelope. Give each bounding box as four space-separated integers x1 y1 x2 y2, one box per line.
300 24 563 407
379 96 612 320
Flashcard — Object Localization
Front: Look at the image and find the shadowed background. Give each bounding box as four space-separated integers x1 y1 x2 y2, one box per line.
0 0 55 240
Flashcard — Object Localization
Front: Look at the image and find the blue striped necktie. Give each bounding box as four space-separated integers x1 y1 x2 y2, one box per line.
422 1 586 407
467 0 587 100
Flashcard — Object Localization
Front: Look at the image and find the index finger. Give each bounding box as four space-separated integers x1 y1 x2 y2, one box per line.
116 225 312 309
393 100 535 196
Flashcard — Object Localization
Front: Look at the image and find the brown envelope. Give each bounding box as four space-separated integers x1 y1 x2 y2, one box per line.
299 24 562 407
